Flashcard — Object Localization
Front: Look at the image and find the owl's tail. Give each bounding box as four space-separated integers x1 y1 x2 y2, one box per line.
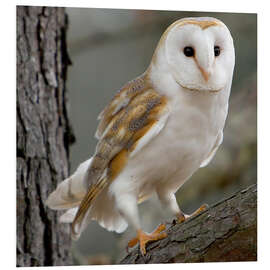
65 185 128 240
45 158 92 210
45 157 128 239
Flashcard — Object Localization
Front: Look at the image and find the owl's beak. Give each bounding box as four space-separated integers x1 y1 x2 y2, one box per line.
194 53 213 82
198 66 212 82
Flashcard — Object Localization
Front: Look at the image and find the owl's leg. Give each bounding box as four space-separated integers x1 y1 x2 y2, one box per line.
156 190 207 224
156 190 185 219
114 192 167 255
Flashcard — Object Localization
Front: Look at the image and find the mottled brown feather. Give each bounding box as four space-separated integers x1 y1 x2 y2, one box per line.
96 72 148 139
72 177 108 235
129 119 157 152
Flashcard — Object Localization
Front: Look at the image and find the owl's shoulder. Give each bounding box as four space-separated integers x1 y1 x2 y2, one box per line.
96 72 155 139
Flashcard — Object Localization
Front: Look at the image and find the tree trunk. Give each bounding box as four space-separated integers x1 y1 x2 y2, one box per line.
17 6 74 266
120 184 257 264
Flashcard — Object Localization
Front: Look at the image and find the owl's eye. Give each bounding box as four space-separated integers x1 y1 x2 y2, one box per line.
214 46 221 57
183 46 195 57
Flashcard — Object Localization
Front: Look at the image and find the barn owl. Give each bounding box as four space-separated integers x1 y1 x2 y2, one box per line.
46 17 235 255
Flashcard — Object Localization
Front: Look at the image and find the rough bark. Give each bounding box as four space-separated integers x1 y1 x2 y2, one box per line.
120 184 257 264
17 6 74 266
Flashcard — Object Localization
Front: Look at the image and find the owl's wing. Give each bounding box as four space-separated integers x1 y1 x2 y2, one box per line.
200 131 223 168
95 73 147 139
71 74 170 238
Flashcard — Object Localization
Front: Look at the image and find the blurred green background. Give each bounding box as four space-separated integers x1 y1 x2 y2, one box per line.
64 8 257 265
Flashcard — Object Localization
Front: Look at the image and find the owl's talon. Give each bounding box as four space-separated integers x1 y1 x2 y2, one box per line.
127 236 139 249
152 223 166 234
176 213 186 224
189 203 209 217
127 224 167 255
176 204 209 224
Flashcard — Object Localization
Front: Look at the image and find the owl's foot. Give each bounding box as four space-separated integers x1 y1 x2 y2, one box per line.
176 203 209 223
127 224 167 255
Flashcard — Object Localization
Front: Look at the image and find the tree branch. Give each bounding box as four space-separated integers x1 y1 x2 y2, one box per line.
120 184 257 264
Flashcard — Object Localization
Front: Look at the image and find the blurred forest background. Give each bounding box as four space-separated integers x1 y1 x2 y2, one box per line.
63 8 257 265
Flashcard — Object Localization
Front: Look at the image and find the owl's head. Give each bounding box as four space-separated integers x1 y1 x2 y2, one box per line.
150 17 235 93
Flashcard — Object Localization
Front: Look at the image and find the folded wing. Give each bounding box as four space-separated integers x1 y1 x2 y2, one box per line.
71 73 170 239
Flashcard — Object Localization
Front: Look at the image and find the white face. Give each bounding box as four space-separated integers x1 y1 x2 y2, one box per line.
164 20 235 92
